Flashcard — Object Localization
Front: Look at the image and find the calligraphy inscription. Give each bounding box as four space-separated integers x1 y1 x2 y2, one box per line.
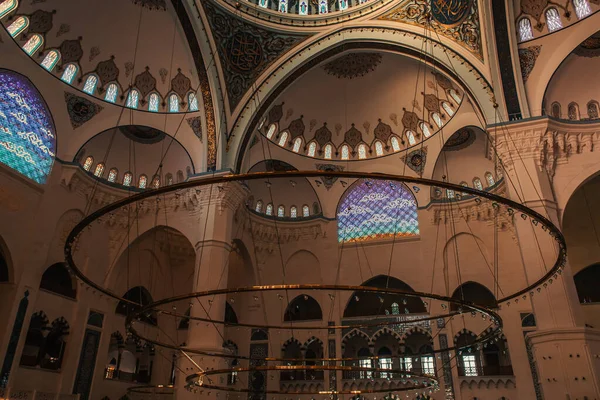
227 33 263 73
430 0 472 26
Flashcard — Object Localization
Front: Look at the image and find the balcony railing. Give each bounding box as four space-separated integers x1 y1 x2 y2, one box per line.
458 365 514 377
280 370 324 382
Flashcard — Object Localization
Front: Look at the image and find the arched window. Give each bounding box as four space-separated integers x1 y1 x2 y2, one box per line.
278 131 289 147
266 123 277 139
432 113 443 128
324 144 333 159
473 177 483 190
568 102 580 120
176 170 184 183
22 34 43 55
40 263 76 299
258 0 267 8
391 302 400 315
94 163 105 177
126 89 139 109
188 93 199 111
456 331 480 376
358 144 367 159
169 94 179 112
545 8 563 32
518 18 534 41
574 264 600 303
391 136 401 152
21 314 70 371
406 131 416 146
375 141 384 156
284 295 322 321
41 50 60 71
20 311 48 367
255 200 263 213
116 286 157 325
338 0 348 10
61 64 78 84
319 0 328 13
449 89 462 104
451 282 498 311
7 16 28 37
551 102 561 118
148 93 160 112
278 0 288 12
138 175 147 189
122 172 133 186
302 204 310 217
292 137 302 153
107 168 118 183
307 142 317 157
83 156 94 171
166 173 173 185
0 0 18 19
337 180 419 243
485 172 495 187
378 347 393 379
290 206 297 218
574 0 591 19
151 175 160 189
299 0 308 14
83 75 98 95
104 83 118 103
341 144 350 160
442 102 455 117
265 203 273 216
446 189 455 199
420 123 432 138
588 101 599 119
277 205 285 217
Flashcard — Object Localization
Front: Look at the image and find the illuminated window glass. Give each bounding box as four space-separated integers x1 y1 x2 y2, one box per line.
449 89 462 104
107 168 118 183
338 0 348 10
379 357 392 379
40 50 60 72
278 0 288 12
292 137 302 153
255 200 263 213
0 0 18 19
138 175 147 189
568 103 579 120
446 189 455 199
391 302 400 315
258 0 268 8
341 145 350 160
421 356 435 375
473 178 483 190
125 90 139 109
169 94 179 112
83 157 94 171
188 93 199 111
391 137 401 152
278 131 289 147
375 141 384 156
151 175 160 188
104 83 118 103
8 16 29 38
337 180 419 243
432 113 443 128
266 124 276 139
518 18 534 41
485 172 495 187
420 123 432 138
406 131 416 146
462 355 478 376
359 358 372 379
0 69 56 184
324 144 332 159
318 0 328 13
442 102 455 117
23 34 43 56
94 163 105 178
61 64 78 84
574 0 592 19
358 144 367 159
298 0 308 14
290 206 297 218
277 205 285 217
588 101 599 119
302 205 310 217
307 142 317 157
401 357 412 371
266 203 273 216
122 172 133 186
545 8 562 32
148 93 160 112
83 75 98 95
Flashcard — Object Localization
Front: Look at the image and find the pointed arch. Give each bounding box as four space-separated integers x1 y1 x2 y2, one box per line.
40 263 77 299
116 286 157 325
450 281 498 311
284 294 322 321
126 89 140 109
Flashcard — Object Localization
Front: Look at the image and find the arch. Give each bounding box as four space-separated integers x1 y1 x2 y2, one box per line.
337 179 419 243
290 205 297 218
284 294 323 321
40 263 77 299
251 329 268 341
450 281 498 311
484 172 495 187
115 286 157 325
341 144 350 159
266 123 277 139
574 263 600 303
302 204 310 217
390 136 401 152
277 204 285 217
151 175 160 188
225 302 238 324
83 75 99 95
473 177 483 190
551 102 561 118
0 0 18 19
104 83 119 103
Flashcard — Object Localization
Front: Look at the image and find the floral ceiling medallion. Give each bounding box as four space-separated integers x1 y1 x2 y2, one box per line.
323 53 383 79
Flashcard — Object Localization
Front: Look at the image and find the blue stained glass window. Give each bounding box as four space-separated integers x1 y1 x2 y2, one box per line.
279 0 288 12
148 93 160 112
41 50 60 72
83 75 98 95
188 93 199 111
298 0 308 14
126 90 139 109
319 0 328 13
61 64 78 84
337 179 419 243
0 69 56 184
7 16 28 38
169 94 179 112
104 84 118 103
0 0 18 19
22 34 43 56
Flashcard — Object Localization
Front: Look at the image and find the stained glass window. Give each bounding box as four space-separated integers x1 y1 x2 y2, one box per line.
122 172 133 186
319 0 328 13
391 302 400 315
449 89 462 104
107 168 118 183
462 355 478 376
94 163 105 177
338 0 348 10
420 123 432 138
258 0 268 8
149 93 160 112
379 357 392 378
406 131 416 146
432 113 443 128
442 102 454 117
266 124 276 139
292 137 302 153
169 94 179 112
279 0 288 12
446 189 455 199
104 83 118 103
337 180 419 243
290 206 297 218
307 142 317 157
277 205 285 217
256 200 263 213
0 0 18 19
545 8 562 32
485 172 495 187
188 93 199 111
358 144 367 160
588 101 599 119
266 203 273 216
166 173 173 185
278 131 289 147
574 0 592 19
83 157 93 171
568 103 579 120
7 16 28 38
126 90 139 109
551 102 561 118
391 137 401 152
152 175 160 188
83 75 98 95
324 144 332 159
473 178 483 190
302 205 310 217
61 64 78 84
0 69 56 184
518 18 534 41
22 34 43 56
298 0 308 14
341 145 350 160
421 356 435 375
375 141 384 156
41 50 60 72
138 175 147 189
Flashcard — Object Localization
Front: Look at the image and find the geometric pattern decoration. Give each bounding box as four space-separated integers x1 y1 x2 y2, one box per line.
316 163 344 190
202 1 308 110
64 92 104 130
187 116 202 141
322 53 382 79
337 179 419 243
401 147 427 174
0 70 56 184
519 45 542 82
72 329 101 400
